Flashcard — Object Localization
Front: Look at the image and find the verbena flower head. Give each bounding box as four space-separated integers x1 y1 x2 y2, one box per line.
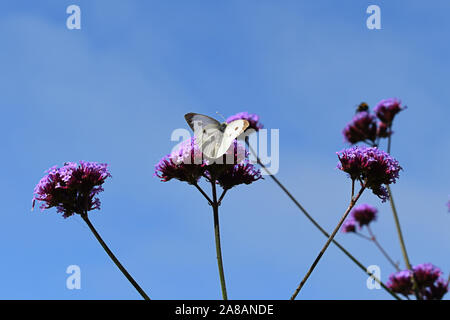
423 278 449 300
216 160 262 190
342 111 377 145
413 263 442 287
155 138 262 189
337 146 402 202
341 219 356 233
155 137 207 184
388 263 449 300
32 161 111 218
226 112 263 132
387 270 414 296
374 98 405 125
351 204 378 228
205 140 261 186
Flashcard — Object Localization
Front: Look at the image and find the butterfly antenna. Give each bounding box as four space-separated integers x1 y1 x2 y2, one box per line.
216 111 226 122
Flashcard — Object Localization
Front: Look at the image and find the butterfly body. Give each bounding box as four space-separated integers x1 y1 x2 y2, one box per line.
184 113 249 159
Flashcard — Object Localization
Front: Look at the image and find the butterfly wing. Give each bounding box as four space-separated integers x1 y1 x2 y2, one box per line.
184 113 224 158
200 131 224 158
184 113 221 131
215 119 249 157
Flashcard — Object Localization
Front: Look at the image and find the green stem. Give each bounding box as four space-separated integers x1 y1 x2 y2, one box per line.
351 179 355 200
81 213 150 300
387 184 421 298
290 184 366 300
211 181 228 300
387 133 421 299
246 142 400 300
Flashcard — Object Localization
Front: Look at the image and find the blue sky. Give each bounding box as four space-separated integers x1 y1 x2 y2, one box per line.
0 0 449 299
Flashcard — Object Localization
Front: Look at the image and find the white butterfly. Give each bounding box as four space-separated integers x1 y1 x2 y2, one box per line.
184 113 249 159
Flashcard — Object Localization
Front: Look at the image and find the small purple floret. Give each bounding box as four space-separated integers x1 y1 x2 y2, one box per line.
374 98 405 125
350 204 378 228
342 111 377 144
341 219 357 233
154 137 207 184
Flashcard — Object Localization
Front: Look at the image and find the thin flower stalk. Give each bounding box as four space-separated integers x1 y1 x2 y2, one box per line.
156 137 262 299
211 180 228 300
81 212 150 300
386 134 419 299
33 161 150 300
290 145 402 299
290 185 366 300
246 142 400 300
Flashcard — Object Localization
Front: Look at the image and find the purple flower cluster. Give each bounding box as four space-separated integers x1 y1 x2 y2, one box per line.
226 112 263 132
387 270 414 296
343 111 377 144
343 98 405 145
155 138 262 190
424 279 449 300
32 161 111 218
413 263 443 287
387 263 449 300
337 146 402 202
215 160 263 190
155 138 207 184
341 204 377 233
374 98 406 125
341 219 357 233
351 204 377 227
